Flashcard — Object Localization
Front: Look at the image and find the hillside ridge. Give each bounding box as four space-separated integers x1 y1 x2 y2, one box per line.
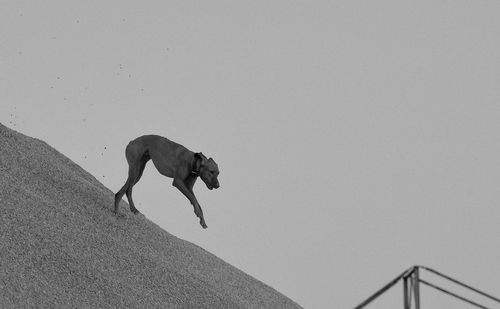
0 123 302 308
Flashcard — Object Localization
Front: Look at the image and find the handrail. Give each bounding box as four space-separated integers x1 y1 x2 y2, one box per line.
418 266 500 304
354 266 416 309
353 265 500 309
419 279 490 309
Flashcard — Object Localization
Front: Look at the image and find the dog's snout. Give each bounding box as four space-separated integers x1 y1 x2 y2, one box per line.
214 181 220 189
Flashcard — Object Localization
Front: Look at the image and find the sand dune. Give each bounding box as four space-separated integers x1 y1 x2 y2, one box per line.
0 123 302 308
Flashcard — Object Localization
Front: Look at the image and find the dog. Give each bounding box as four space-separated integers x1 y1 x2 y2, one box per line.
114 135 220 229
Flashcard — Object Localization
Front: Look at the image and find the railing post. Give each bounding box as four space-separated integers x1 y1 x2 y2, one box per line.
402 266 421 309
414 267 420 309
403 276 410 309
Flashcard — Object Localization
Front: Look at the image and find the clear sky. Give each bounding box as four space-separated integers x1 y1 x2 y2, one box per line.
1 1 500 308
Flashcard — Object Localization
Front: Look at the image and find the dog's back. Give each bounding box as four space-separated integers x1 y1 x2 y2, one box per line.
128 135 187 157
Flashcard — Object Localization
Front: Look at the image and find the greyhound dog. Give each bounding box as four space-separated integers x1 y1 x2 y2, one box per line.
114 135 220 229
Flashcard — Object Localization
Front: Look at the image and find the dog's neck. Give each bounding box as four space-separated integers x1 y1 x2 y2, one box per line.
191 154 202 176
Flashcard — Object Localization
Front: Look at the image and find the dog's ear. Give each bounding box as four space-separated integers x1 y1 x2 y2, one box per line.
195 152 207 165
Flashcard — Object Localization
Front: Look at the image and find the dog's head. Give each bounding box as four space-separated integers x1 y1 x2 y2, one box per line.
195 152 220 190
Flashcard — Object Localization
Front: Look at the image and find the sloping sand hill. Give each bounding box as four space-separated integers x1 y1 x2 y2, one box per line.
0 123 302 308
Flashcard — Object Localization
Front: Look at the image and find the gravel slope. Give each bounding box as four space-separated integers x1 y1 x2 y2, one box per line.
0 123 302 309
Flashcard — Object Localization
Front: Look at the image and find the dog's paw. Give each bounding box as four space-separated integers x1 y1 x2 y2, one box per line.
114 210 126 218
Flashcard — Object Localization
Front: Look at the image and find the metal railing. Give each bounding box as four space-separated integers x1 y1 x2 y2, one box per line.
354 265 500 309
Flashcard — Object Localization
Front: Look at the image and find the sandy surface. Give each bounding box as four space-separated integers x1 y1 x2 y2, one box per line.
0 123 302 309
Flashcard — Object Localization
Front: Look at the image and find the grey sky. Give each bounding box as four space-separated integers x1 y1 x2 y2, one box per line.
2 1 500 308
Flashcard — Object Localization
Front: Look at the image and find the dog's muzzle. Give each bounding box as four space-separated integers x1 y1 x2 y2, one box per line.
209 182 220 190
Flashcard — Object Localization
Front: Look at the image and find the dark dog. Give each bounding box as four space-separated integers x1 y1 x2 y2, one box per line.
114 135 220 228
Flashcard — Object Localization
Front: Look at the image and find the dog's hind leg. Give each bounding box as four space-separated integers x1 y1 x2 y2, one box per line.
119 141 150 214
115 163 140 213
127 156 148 214
115 149 149 214
125 162 145 214
114 179 130 213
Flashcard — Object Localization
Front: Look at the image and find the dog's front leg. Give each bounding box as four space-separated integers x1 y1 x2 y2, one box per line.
172 178 207 229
